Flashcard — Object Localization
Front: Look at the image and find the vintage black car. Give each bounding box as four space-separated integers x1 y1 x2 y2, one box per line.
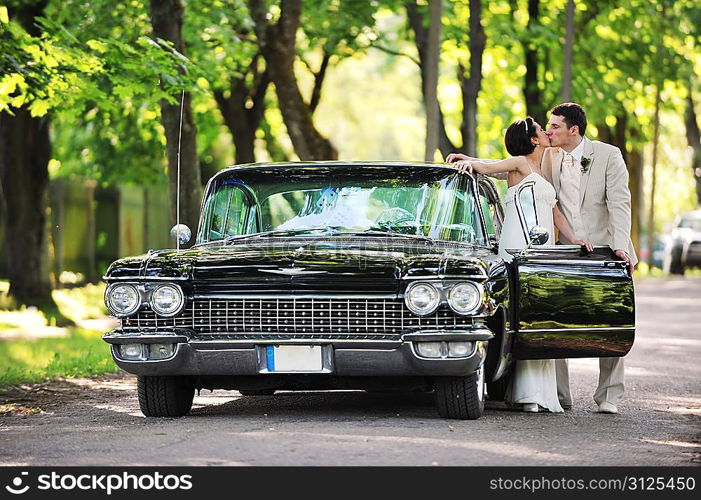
102 162 634 419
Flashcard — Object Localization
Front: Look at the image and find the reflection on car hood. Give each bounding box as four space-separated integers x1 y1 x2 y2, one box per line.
104 237 503 294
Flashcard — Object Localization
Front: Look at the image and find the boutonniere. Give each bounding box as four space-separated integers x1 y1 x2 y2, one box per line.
580 156 592 174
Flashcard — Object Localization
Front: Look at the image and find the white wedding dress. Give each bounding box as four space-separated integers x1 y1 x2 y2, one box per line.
499 170 564 413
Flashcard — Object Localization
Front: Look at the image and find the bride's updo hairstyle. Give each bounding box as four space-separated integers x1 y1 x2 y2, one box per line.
504 117 536 157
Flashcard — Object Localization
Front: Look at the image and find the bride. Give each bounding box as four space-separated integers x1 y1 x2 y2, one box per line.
446 117 592 413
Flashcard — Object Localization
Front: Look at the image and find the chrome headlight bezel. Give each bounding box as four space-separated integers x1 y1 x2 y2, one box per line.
404 281 440 316
105 283 141 317
447 281 483 315
150 284 185 317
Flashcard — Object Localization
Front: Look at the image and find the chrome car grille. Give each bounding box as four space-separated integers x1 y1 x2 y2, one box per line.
120 298 473 341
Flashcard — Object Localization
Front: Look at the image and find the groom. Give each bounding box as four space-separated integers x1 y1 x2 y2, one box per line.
542 102 637 414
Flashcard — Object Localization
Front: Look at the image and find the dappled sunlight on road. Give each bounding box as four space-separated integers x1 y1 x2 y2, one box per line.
192 394 240 407
240 430 572 463
622 365 663 377
640 438 701 449
633 394 701 416
66 377 135 393
93 404 143 418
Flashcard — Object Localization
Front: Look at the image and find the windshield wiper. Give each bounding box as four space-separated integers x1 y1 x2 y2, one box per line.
223 227 339 244
341 230 433 242
223 227 436 244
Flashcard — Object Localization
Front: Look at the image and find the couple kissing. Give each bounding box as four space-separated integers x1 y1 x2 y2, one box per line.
446 102 637 414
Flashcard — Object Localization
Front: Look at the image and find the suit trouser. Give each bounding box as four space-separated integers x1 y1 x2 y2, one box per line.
555 358 625 406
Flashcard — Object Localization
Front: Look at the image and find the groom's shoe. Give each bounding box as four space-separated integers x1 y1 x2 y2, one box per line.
597 402 618 414
523 403 539 413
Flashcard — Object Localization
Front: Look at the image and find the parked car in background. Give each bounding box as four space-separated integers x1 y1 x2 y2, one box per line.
102 162 634 420
663 210 701 275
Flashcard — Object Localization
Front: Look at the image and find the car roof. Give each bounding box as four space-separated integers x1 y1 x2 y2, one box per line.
217 160 453 173
201 161 496 203
207 161 480 185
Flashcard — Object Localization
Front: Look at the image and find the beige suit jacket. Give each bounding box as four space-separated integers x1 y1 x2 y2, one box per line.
542 137 638 265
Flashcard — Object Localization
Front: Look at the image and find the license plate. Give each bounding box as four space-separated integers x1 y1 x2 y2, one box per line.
266 345 323 372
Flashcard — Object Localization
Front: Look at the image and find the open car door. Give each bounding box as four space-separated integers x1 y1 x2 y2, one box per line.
507 181 635 360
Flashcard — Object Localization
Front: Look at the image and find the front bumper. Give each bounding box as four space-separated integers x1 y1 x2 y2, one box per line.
103 328 492 377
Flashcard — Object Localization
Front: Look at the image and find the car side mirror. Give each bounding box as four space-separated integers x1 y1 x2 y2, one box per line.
528 226 549 245
170 224 191 245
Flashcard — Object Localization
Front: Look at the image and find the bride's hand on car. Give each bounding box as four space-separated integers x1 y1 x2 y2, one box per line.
573 239 594 252
445 153 477 163
452 160 474 175
445 153 469 163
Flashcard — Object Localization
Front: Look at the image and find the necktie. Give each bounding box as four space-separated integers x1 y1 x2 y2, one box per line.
559 153 581 236
563 153 576 171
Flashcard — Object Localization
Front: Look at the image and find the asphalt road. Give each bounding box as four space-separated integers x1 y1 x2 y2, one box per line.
1 277 699 466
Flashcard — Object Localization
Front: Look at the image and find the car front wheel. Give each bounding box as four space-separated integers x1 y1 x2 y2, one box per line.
434 365 485 420
137 376 195 417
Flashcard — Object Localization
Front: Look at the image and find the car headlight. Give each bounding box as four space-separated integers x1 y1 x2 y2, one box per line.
405 282 440 315
448 282 482 315
105 284 141 317
150 284 185 316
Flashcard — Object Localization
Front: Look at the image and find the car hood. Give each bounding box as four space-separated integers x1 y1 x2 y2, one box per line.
104 237 503 294
672 229 701 242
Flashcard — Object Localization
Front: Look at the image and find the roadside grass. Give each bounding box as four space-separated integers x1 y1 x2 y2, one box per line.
0 281 118 385
634 263 701 278
0 328 119 385
52 283 108 322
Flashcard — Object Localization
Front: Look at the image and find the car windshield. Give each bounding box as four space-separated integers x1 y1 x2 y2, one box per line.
678 217 701 231
196 164 487 245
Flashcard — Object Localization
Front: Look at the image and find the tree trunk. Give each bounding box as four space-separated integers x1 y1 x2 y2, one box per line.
423 0 442 161
249 0 337 161
214 56 270 165
50 179 65 288
559 0 575 102
459 0 486 157
143 186 150 250
647 85 662 268
149 0 203 238
685 91 701 206
627 132 643 256
617 116 644 255
309 51 330 115
86 180 97 283
0 109 54 306
599 114 643 253
0 0 60 310
524 0 546 126
406 1 457 157
261 118 291 162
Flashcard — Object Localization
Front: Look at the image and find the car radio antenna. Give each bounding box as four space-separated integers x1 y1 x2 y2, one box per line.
175 89 185 251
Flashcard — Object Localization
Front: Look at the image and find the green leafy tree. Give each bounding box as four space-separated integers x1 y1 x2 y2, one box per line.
0 0 200 309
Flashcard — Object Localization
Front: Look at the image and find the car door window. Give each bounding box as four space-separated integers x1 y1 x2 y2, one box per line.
200 185 248 241
478 184 502 241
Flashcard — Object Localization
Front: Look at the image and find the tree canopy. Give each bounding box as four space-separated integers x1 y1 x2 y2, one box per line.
1 0 699 306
